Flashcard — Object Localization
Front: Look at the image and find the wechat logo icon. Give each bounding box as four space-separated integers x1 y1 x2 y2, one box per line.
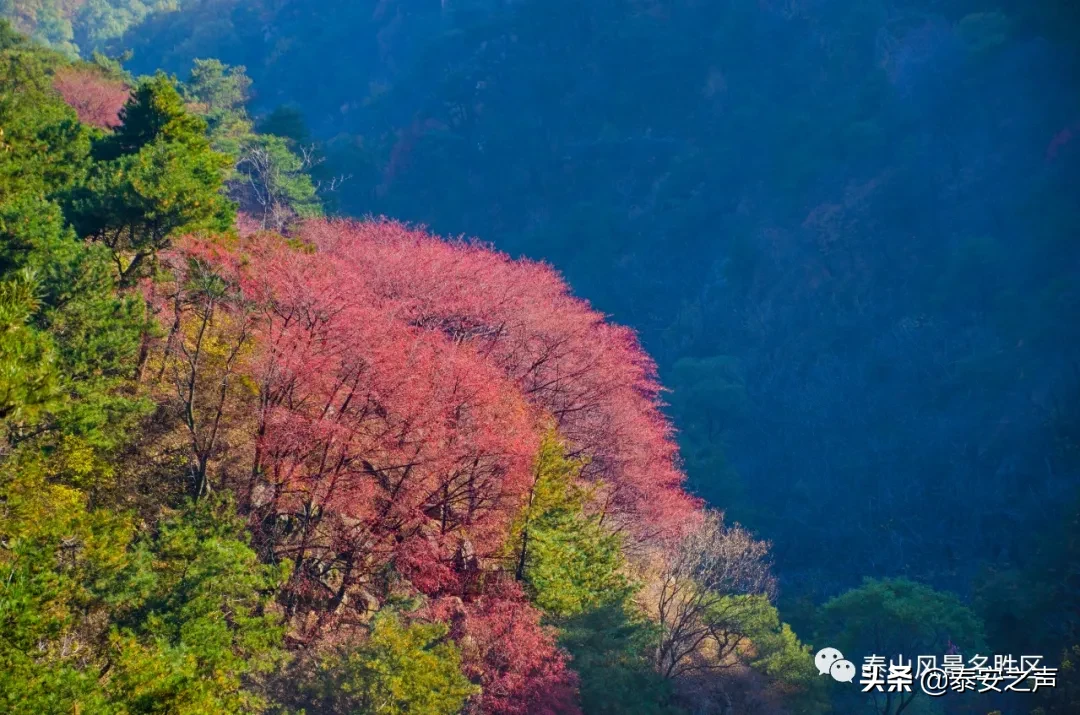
815 647 856 683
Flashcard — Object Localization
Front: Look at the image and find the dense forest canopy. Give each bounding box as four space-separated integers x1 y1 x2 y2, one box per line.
1 0 1078 713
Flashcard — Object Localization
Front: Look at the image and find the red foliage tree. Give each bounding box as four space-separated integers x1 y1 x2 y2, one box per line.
153 219 699 673
157 233 540 637
430 580 581 715
298 218 699 543
53 67 128 129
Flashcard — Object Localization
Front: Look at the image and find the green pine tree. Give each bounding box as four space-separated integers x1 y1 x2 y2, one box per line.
63 73 235 285
302 612 478 715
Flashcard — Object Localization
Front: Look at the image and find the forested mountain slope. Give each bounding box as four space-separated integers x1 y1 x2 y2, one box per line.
2 0 1080 712
0 22 831 714
70 0 1080 599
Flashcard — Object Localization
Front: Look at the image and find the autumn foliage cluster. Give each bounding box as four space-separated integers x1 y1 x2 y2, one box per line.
52 65 127 127
145 218 703 710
